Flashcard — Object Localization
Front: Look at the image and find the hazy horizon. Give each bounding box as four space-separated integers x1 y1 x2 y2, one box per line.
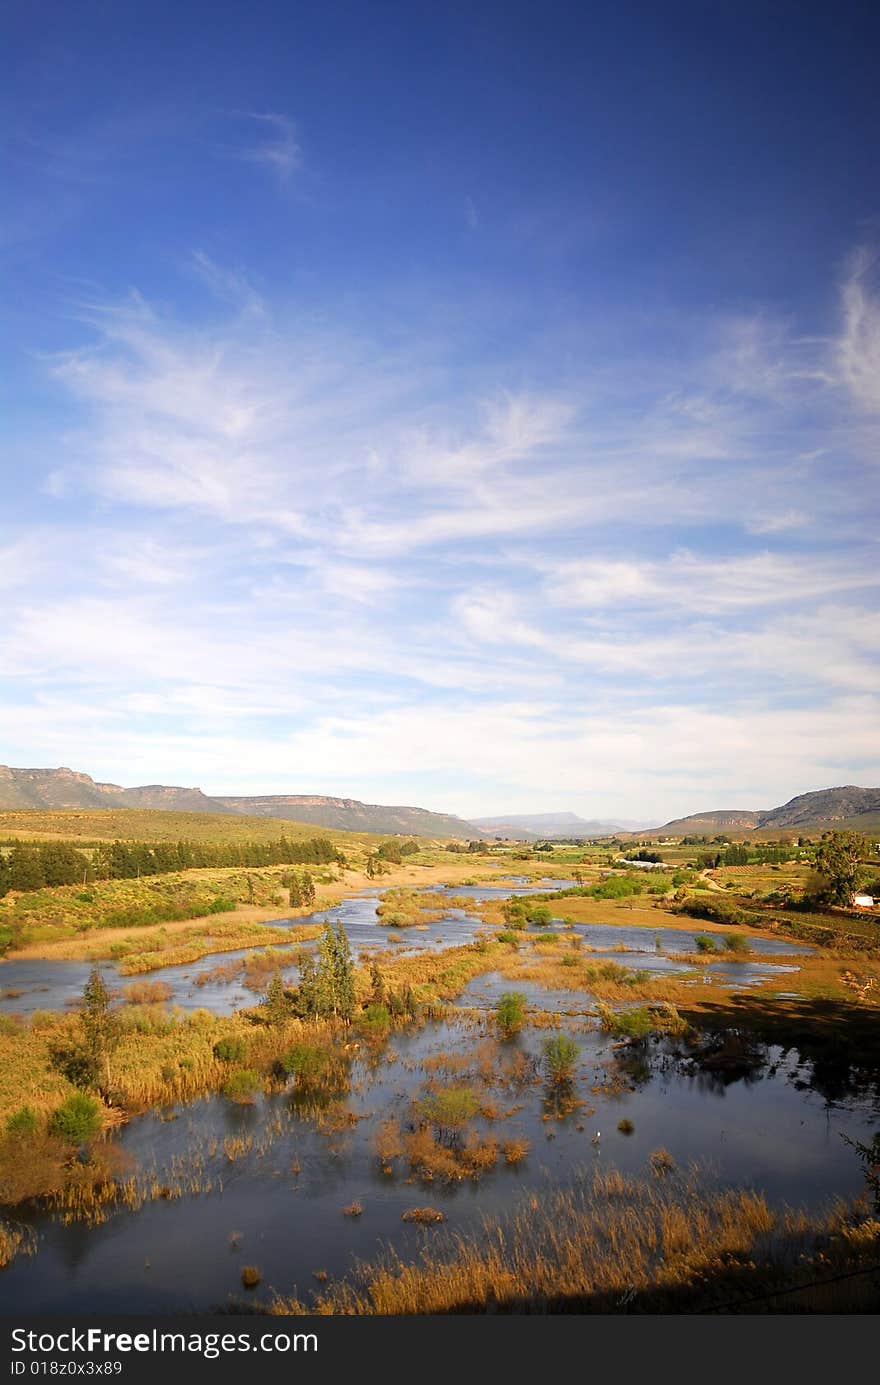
3 1 879 821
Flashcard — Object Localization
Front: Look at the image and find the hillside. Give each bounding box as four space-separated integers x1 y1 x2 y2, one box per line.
635 809 765 838
634 786 880 840
215 794 475 838
0 766 474 839
470 811 653 840
0 805 381 848
0 766 231 815
759 786 880 830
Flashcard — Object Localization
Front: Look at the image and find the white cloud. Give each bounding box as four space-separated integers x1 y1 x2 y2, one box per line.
233 113 302 185
541 550 879 613
837 249 880 414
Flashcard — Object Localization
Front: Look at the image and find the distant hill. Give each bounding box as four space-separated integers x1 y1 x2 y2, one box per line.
0 766 232 815
0 766 476 839
633 786 880 840
215 794 476 839
470 811 654 841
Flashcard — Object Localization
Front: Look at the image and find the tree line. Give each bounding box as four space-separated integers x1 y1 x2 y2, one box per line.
0 834 344 897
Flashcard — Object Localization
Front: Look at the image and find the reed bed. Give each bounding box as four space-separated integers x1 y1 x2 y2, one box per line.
267 1164 880 1315
0 1218 37 1267
117 923 322 975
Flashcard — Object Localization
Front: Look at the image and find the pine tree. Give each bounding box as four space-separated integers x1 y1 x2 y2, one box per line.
315 924 339 1017
80 966 119 1087
369 960 386 1007
263 971 290 1026
333 921 355 1021
294 951 319 1019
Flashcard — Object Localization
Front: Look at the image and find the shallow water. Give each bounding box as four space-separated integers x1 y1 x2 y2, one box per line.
0 985 874 1314
0 881 585 1018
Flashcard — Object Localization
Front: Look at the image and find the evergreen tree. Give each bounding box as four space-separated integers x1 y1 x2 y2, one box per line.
332 921 355 1021
315 924 338 1017
294 951 319 1019
814 831 868 906
263 970 290 1026
80 966 119 1088
369 959 386 1007
8 843 45 891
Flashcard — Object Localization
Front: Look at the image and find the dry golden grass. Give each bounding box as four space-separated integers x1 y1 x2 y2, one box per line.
0 1218 36 1267
0 1007 346 1129
117 923 322 975
267 1165 880 1314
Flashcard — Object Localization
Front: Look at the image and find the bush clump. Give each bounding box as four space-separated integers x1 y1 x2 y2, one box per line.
542 1034 580 1083
280 1043 333 1084
221 1069 261 1104
213 1037 247 1063
723 932 752 956
49 1094 101 1145
359 1003 391 1034
5 1106 39 1140
495 992 526 1039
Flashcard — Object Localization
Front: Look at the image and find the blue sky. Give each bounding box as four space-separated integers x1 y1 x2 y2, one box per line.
2 0 879 822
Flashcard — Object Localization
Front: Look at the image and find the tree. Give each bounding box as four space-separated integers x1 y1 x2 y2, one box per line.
814 831 868 906
369 960 387 1007
51 966 119 1092
81 966 119 1084
331 921 356 1021
313 921 356 1021
495 991 526 1039
293 951 319 1019
263 970 291 1026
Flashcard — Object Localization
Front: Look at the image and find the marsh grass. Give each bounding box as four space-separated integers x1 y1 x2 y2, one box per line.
267 1165 880 1314
0 1218 36 1268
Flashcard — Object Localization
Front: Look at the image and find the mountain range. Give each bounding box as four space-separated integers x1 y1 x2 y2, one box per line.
469 811 653 839
0 766 878 842
629 786 880 840
0 767 475 839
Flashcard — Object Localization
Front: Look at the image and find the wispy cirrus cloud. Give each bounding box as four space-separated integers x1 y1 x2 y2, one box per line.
2 248 877 813
837 247 880 414
230 112 302 185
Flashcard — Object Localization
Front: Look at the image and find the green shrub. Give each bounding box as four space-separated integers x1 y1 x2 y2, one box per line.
418 1086 480 1134
5 1106 38 1140
589 875 643 899
533 932 558 945
49 1094 101 1145
280 1043 332 1084
693 934 718 953
495 992 526 1038
526 904 554 926
674 896 747 927
496 930 519 947
213 1037 247 1063
359 1003 391 1033
724 931 752 956
207 896 235 914
221 1068 261 1103
598 1006 655 1040
542 1033 579 1082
